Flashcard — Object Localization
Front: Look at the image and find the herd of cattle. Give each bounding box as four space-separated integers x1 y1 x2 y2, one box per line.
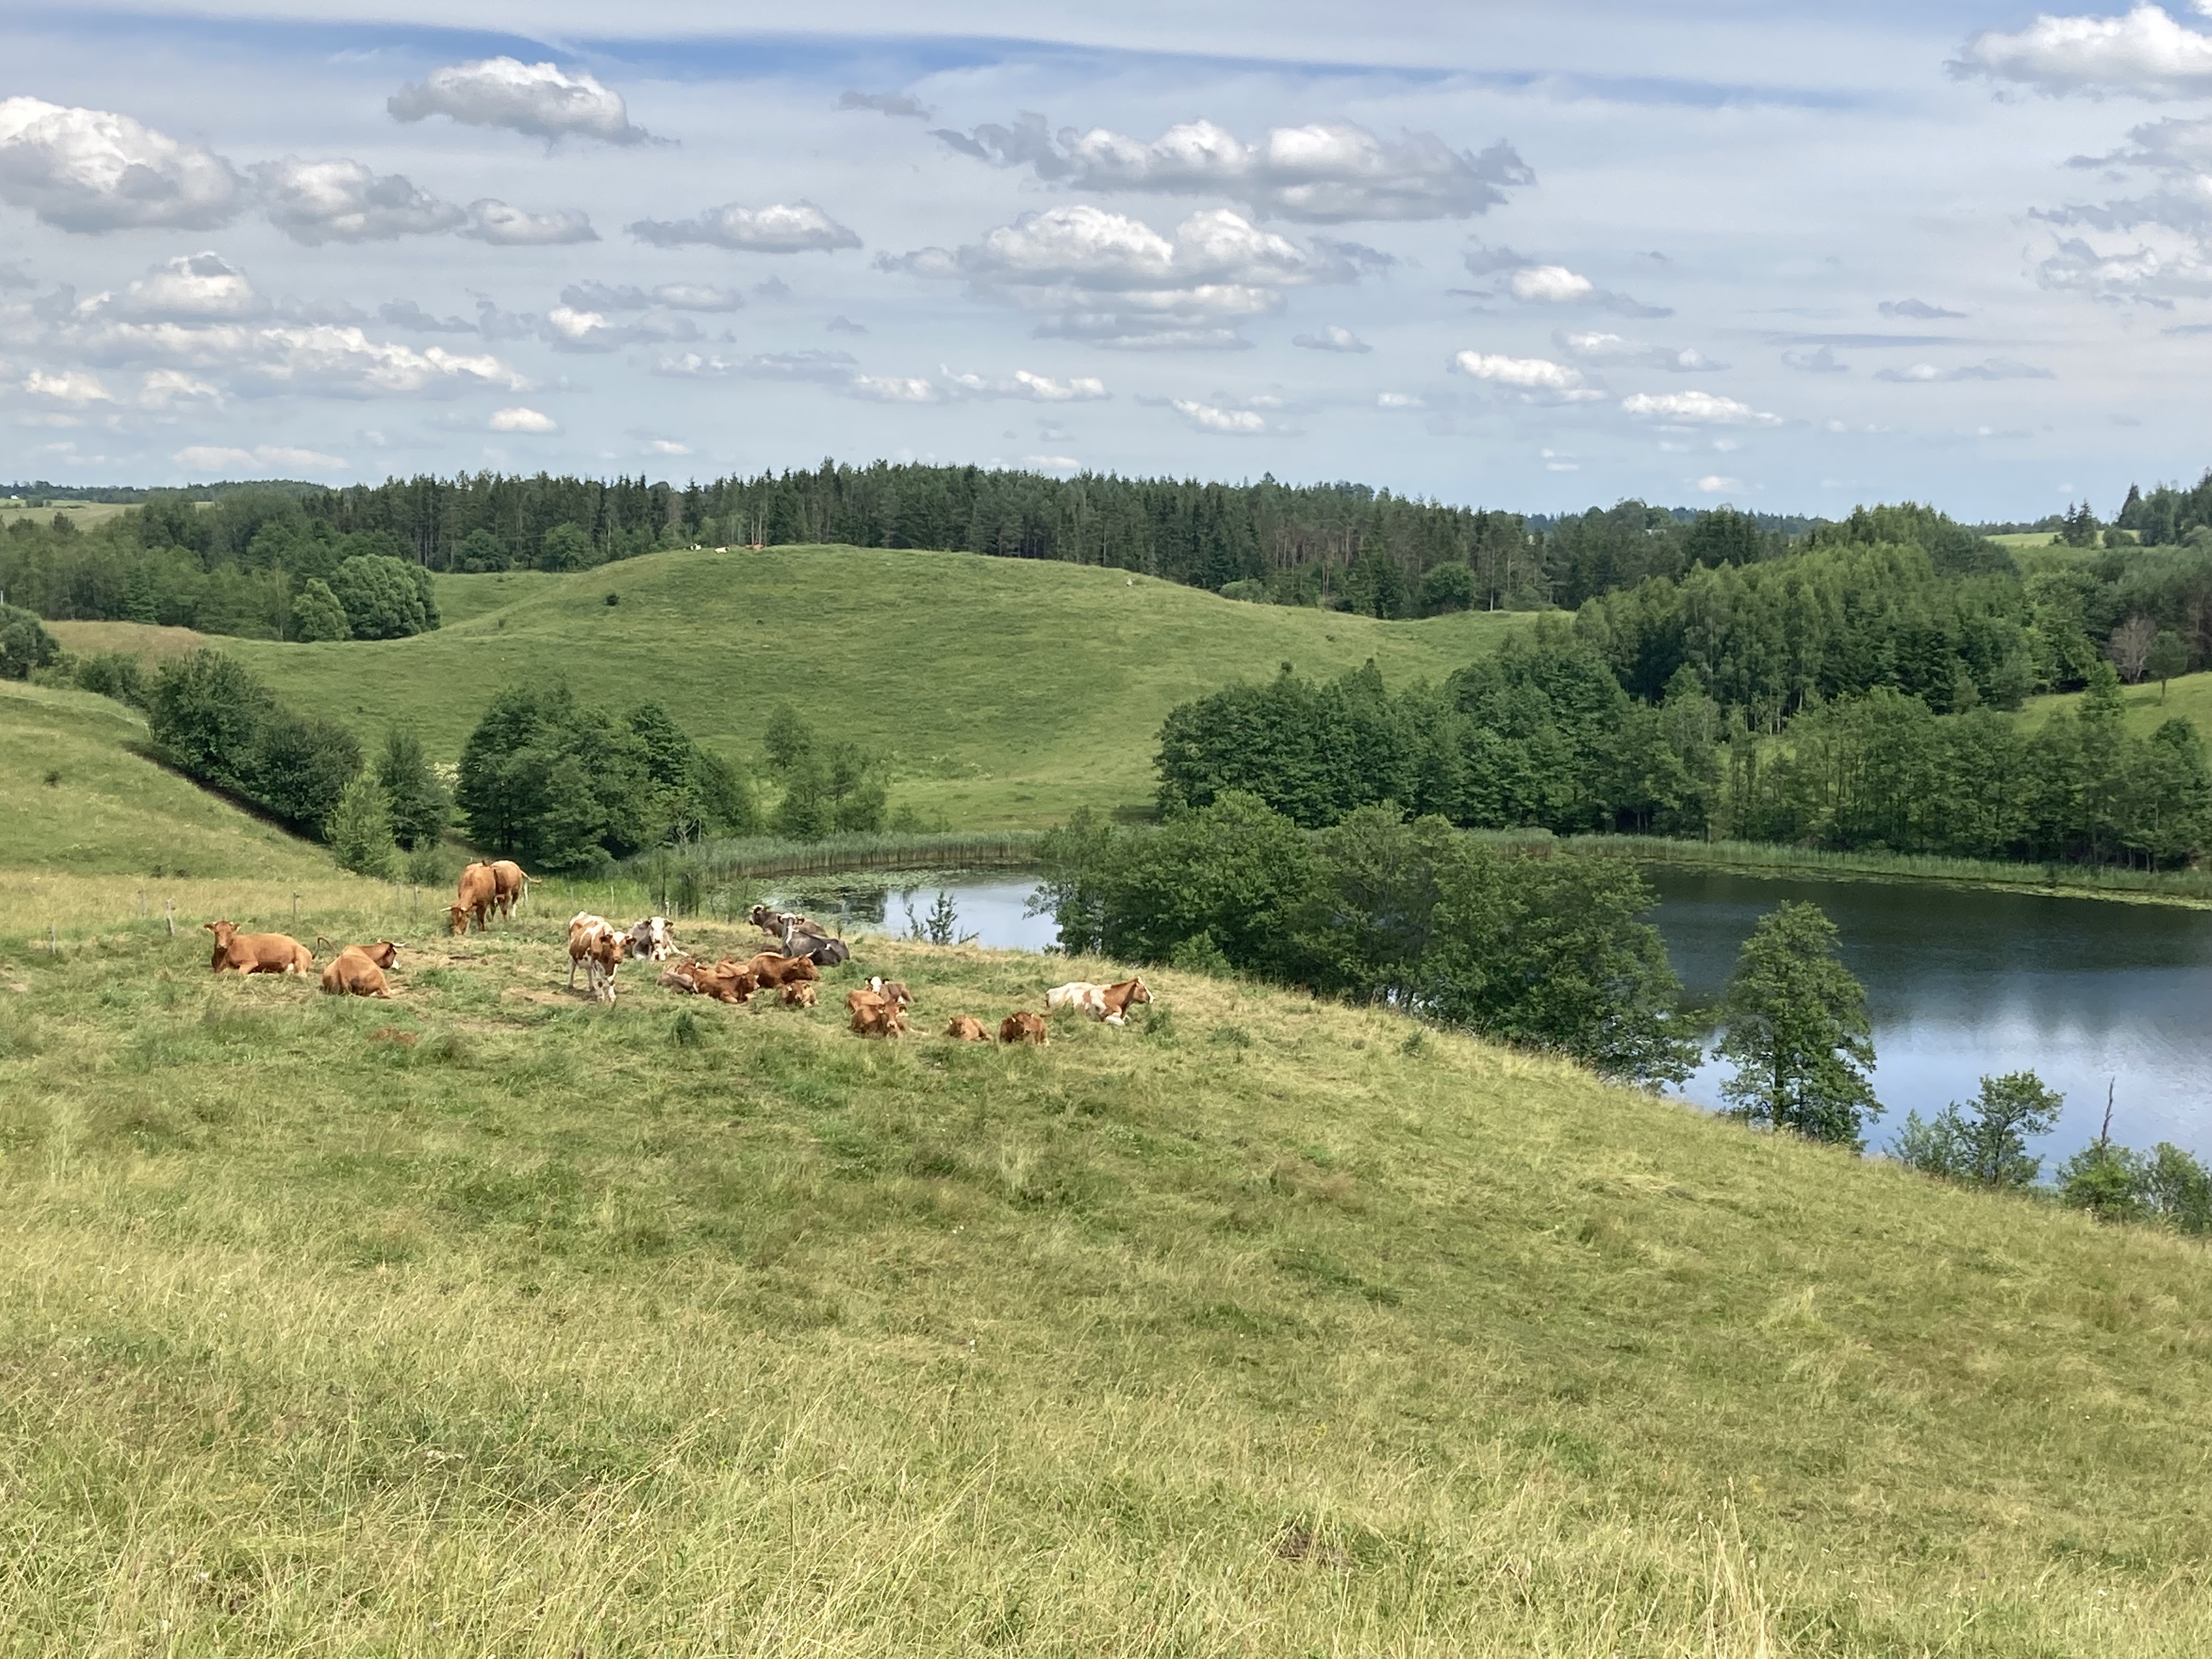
200 863 1154 1044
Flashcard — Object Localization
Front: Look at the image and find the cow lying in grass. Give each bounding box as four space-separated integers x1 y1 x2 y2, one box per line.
622 916 675 961
320 940 398 998
945 1015 988 1042
781 981 816 1007
846 988 907 1038
1000 1010 1048 1046
1045 976 1152 1025
740 952 819 989
566 913 624 1004
658 956 758 1003
205 920 313 975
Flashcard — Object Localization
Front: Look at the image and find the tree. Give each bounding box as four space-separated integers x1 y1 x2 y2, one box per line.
290 578 351 642
2062 500 2101 548
241 709 363 834
327 554 428 639
763 703 814 772
325 772 398 878
376 725 449 851
2108 614 2157 683
539 522 594 571
146 649 273 785
0 603 59 679
1715 901 1881 1147
1891 1070 2062 1186
2058 1141 2145 1222
1418 561 1475 616
2147 629 2188 698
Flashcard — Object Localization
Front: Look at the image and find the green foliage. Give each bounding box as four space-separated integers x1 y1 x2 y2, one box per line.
375 725 450 852
2059 1136 2212 1232
1217 578 1269 603
144 648 360 833
1892 1071 2062 1187
0 602 59 680
1037 794 1695 1085
2148 629 2188 692
70 650 147 707
1417 561 1474 616
290 577 351 642
538 522 594 572
761 705 881 839
241 708 364 834
1716 901 1880 1147
327 554 432 640
455 684 746 872
761 702 814 772
325 772 399 878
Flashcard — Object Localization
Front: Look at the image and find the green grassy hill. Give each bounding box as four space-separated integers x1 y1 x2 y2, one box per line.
2023 669 2212 736
3 701 2211 1654
49 545 1524 830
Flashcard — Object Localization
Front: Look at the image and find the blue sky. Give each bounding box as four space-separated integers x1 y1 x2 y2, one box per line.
4 0 2212 520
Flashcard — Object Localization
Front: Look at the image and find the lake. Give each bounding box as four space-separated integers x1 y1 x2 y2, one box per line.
770 866 2212 1163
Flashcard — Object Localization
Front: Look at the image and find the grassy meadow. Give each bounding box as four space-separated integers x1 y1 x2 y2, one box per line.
0 675 2210 1654
47 544 1526 830
2025 667 2212 738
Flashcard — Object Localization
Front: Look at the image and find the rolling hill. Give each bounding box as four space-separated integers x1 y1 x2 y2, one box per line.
1 700 2210 1652
48 545 1526 830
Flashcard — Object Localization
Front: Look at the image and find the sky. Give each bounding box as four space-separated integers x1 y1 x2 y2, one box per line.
7 1 2212 520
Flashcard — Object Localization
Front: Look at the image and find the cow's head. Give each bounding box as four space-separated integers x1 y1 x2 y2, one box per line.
366 941 399 968
1126 978 1152 1006
447 904 470 935
204 920 236 944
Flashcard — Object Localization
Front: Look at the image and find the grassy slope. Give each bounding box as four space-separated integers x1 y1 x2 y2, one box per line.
49 545 1523 830
2023 669 2212 737
3 709 2212 1654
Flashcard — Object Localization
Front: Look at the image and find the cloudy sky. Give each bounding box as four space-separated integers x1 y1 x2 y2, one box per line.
7 0 2212 519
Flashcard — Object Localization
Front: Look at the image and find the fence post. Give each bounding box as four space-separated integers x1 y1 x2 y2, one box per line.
165 899 174 938
291 892 300 930
48 923 57 957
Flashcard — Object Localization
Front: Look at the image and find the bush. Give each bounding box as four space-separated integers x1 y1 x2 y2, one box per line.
327 555 431 639
290 578 351 642
240 708 363 834
376 725 450 851
145 647 359 834
1418 562 1475 616
539 522 594 572
326 773 399 878
0 603 59 680
72 651 147 707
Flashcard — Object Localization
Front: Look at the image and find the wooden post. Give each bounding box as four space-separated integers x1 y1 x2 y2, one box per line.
48 923 57 956
165 899 174 938
291 892 300 930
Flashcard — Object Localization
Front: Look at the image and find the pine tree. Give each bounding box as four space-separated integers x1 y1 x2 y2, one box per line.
375 725 449 851
326 772 399 878
1716 901 1881 1147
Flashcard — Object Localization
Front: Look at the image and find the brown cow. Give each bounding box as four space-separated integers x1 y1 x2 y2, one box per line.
782 980 817 1007
320 941 398 998
1100 977 1153 1025
999 1010 1048 1046
489 860 532 919
847 989 906 1038
451 862 498 933
567 913 623 1003
204 920 313 976
945 1015 988 1042
868 977 913 1011
742 951 819 988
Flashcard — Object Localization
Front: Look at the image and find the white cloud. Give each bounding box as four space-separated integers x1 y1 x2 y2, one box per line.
1450 350 1589 392
539 303 699 352
1293 324 1370 352
139 369 221 408
0 97 243 232
461 199 597 246
932 113 1531 222
942 367 1110 400
1510 264 1594 303
173 442 346 473
650 283 742 312
1171 398 1267 433
2036 230 2212 299
251 157 462 245
646 437 691 455
1878 297 1967 319
1695 475 1743 494
1953 6 2212 98
488 405 557 432
852 375 943 402
884 203 1358 348
629 200 859 252
1377 391 1424 408
1557 330 1726 371
839 90 929 119
25 368 112 404
377 300 474 333
1782 345 1849 373
561 280 740 313
103 251 266 321
388 58 649 145
1621 390 1782 425
1874 357 2056 382
654 348 857 382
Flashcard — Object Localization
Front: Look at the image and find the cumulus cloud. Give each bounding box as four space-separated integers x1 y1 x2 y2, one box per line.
1293 324 1370 352
1171 398 1268 433
940 368 1110 400
931 112 1530 222
629 200 860 252
378 299 475 333
174 442 346 473
839 90 929 119
0 97 244 232
540 303 701 352
25 368 112 404
101 251 267 321
139 369 221 408
1465 245 1671 317
1557 329 1725 371
881 202 1359 348
645 437 691 455
488 405 557 432
388 58 650 145
654 348 858 382
1952 5 2212 98
1695 475 1743 494
252 157 463 244
560 280 741 313
1782 345 1849 373
1449 350 1592 393
1874 357 2057 381
852 375 941 402
1879 297 1967 319
1621 390 1782 425
461 199 597 245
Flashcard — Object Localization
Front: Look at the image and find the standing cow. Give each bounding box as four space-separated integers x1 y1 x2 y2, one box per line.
450 862 498 934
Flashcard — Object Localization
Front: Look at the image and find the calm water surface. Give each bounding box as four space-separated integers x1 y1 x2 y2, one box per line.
775 867 2212 1161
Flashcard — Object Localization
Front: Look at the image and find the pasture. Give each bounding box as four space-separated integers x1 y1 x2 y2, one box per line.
48 544 1526 829
2024 666 2212 737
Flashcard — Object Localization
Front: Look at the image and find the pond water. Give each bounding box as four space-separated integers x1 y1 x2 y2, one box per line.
772 866 2212 1163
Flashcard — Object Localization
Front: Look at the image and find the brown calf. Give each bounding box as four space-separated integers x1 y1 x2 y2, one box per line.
945 1015 988 1042
999 1010 1048 1046
782 980 817 1007
320 941 398 998
204 920 313 975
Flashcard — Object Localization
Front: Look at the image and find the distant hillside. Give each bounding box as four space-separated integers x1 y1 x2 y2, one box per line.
52 544 1526 830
